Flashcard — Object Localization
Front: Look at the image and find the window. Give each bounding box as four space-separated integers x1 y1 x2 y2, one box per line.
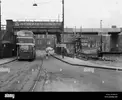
17 38 34 43
20 45 29 51
47 41 51 45
42 35 45 38
40 40 41 44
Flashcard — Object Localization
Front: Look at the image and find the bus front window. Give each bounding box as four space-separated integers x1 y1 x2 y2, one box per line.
20 45 29 51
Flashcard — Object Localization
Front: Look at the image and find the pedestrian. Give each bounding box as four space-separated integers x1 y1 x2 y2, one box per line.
97 47 101 57
45 48 49 59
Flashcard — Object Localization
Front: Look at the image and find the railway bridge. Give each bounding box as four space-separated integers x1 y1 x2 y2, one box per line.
5 19 63 54
4 19 122 56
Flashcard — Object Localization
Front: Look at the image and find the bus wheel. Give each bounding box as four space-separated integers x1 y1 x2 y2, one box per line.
29 58 33 62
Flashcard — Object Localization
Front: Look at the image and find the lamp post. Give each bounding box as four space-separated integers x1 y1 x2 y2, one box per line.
80 26 82 53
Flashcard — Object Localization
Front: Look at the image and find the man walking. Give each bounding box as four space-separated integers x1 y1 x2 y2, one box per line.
45 47 49 59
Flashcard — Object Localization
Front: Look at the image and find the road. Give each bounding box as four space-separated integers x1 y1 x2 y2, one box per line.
0 57 43 91
0 51 122 91
36 56 122 91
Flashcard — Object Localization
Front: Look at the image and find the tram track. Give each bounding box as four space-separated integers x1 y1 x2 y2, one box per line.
0 63 31 91
0 58 42 92
29 58 46 92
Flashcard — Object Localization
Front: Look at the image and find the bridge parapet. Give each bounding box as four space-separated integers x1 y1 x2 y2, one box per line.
6 19 63 34
14 21 62 29
64 28 121 33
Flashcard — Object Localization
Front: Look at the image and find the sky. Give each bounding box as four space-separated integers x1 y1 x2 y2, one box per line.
1 0 122 28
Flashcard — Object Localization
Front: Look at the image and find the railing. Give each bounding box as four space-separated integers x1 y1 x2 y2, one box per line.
14 19 61 22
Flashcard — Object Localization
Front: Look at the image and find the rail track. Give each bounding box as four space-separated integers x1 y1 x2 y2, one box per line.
0 58 44 92
0 56 48 92
29 58 48 92
0 59 36 91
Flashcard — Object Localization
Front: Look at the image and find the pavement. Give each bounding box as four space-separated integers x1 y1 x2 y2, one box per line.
51 55 122 70
0 57 16 65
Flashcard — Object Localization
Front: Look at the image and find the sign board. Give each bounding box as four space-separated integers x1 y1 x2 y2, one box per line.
14 21 62 29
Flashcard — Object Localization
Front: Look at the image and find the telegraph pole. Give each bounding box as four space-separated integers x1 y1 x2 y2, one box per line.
0 0 1 31
100 20 102 53
62 0 64 58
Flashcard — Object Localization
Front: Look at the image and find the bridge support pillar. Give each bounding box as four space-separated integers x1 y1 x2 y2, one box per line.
110 33 119 52
6 20 14 42
56 33 61 54
6 20 17 56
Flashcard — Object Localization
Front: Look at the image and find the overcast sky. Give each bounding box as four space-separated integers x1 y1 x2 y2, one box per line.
1 0 122 28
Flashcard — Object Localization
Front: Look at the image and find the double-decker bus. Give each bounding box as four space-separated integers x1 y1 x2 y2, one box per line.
16 30 36 60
